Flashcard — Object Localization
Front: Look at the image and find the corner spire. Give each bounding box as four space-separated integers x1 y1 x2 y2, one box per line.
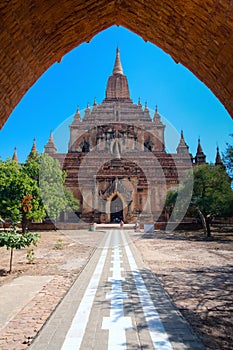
176 130 189 154
12 147 18 163
113 47 123 75
28 138 37 158
153 105 164 128
48 130 54 142
197 137 203 153
195 137 206 164
32 138 37 152
72 106 81 124
44 131 57 155
215 145 224 167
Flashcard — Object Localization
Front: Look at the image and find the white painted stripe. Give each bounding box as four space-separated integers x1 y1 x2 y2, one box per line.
102 231 132 349
61 233 111 350
121 231 173 350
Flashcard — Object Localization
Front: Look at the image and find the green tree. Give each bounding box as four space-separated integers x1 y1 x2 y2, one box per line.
0 154 79 230
165 190 178 217
64 187 80 213
0 216 40 273
23 151 41 181
23 151 79 222
223 134 233 180
0 159 45 232
39 154 79 222
166 164 233 237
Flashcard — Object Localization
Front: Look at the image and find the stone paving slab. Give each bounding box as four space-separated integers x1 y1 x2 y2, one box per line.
0 276 52 331
0 275 74 350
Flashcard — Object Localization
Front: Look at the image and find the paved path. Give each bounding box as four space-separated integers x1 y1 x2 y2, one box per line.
30 230 205 350
0 276 52 332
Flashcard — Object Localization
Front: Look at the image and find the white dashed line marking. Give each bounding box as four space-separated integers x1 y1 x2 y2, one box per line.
102 231 132 349
61 234 111 350
121 231 173 350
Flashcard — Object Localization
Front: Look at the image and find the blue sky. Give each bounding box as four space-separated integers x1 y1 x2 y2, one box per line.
0 26 232 163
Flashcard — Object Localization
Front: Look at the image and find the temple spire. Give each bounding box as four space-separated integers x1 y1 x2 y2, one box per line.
176 130 189 155
44 131 57 155
105 48 131 101
194 137 206 164
32 138 37 152
113 47 123 75
72 106 81 124
144 101 148 111
49 131 54 143
153 105 164 128
28 138 37 158
215 146 224 167
197 137 203 153
12 147 18 163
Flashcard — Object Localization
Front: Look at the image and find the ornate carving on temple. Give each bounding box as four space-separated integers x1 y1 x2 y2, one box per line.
99 177 133 201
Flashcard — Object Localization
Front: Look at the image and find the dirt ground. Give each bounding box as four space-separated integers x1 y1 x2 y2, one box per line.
134 229 233 350
0 229 107 288
0 228 232 350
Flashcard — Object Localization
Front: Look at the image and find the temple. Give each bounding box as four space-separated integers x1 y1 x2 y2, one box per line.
44 49 209 224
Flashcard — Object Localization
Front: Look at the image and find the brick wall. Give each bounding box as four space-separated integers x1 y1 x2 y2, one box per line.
0 1 232 129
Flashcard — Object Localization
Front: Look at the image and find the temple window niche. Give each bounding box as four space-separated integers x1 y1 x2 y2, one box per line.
80 138 90 153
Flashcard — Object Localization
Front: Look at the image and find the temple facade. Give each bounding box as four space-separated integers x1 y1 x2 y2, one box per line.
44 49 212 224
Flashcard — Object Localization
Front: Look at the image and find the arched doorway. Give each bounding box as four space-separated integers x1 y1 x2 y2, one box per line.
110 195 123 223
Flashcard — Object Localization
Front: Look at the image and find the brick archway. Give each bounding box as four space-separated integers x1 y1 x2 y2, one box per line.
0 1 232 129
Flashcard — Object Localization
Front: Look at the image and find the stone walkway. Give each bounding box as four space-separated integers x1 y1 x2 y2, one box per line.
0 275 52 332
0 275 74 350
28 230 205 350
0 229 101 350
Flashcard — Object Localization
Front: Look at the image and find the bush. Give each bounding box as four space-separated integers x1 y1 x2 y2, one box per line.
0 231 40 272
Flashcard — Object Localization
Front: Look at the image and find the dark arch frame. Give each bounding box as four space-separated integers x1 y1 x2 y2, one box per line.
0 1 232 129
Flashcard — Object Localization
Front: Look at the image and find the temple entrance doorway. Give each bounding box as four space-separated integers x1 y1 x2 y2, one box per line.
110 195 123 223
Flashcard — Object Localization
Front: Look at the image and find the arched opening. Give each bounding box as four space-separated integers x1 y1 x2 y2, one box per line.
110 194 123 223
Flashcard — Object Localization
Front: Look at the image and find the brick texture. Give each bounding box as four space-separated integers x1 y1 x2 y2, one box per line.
0 0 232 128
